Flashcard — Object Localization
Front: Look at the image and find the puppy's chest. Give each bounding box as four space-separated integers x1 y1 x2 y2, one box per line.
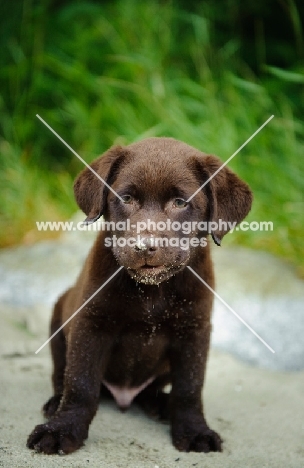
124 290 195 323
102 323 168 403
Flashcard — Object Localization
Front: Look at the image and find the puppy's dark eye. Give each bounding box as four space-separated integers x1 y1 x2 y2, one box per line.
121 195 133 204
173 198 188 208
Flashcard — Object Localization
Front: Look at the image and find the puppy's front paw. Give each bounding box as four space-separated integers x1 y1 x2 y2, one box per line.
172 418 222 453
27 420 86 455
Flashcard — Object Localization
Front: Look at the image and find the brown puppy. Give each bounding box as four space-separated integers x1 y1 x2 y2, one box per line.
27 137 252 455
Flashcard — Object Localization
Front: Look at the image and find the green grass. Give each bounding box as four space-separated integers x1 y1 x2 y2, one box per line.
0 140 75 245
1 0 303 275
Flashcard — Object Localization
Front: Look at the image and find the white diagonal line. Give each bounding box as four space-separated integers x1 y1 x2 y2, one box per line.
187 115 274 202
36 114 123 202
35 266 124 354
187 266 275 353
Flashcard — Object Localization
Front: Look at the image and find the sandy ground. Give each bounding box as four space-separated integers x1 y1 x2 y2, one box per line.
0 314 303 468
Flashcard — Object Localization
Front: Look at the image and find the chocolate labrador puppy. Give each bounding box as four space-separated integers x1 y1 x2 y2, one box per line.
27 137 252 455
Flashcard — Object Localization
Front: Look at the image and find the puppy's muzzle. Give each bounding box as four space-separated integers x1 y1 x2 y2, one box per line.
134 236 157 254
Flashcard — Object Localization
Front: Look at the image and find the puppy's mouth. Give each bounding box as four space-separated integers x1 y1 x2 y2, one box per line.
127 261 187 285
139 264 165 273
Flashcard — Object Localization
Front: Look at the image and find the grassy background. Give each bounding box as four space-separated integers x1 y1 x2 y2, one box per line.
1 0 303 275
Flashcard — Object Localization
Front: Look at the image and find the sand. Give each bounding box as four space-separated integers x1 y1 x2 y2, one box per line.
0 316 303 468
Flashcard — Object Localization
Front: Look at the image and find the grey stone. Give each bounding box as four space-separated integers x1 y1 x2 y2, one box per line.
211 246 304 371
0 211 95 336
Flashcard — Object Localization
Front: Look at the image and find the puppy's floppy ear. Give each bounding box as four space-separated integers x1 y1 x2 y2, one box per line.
74 145 126 224
195 155 253 246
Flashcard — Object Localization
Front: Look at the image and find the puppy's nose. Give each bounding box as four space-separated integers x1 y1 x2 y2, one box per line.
134 237 157 254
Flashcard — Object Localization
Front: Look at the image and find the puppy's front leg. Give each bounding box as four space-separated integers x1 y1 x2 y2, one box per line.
169 323 222 453
27 319 112 455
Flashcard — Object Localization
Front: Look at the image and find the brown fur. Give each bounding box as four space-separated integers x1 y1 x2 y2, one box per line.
27 137 252 455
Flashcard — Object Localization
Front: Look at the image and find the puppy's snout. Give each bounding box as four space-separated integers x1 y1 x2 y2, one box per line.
134 237 157 254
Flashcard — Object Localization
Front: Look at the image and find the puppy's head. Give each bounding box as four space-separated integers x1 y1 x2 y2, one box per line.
74 138 252 284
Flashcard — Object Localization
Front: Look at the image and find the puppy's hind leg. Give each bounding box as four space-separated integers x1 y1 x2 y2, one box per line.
42 291 69 418
135 374 171 422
